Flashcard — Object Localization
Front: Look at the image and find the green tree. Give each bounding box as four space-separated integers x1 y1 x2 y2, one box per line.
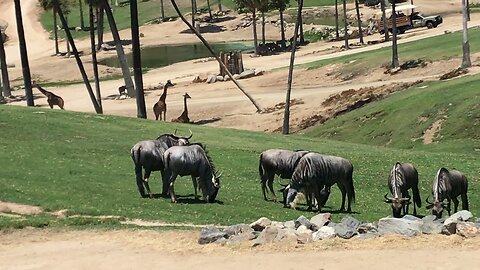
14 0 34 106
354 0 363 44
258 0 270 45
130 0 147 118
335 0 339 40
0 31 11 97
234 0 261 55
342 0 349 49
461 0 471 68
380 0 389 41
390 0 399 67
88 0 103 113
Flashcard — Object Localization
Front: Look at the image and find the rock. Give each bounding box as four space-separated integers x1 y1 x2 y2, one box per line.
198 226 227 244
233 74 240 80
206 75 217 84
214 237 228 245
402 215 422 221
139 32 145 37
224 224 253 237
192 75 206 83
422 215 438 223
250 217 272 232
357 223 378 234
284 220 295 229
237 69 256 80
334 223 357 239
445 210 473 224
216 75 224 82
378 217 422 237
310 213 331 228
356 233 379 240
312 226 336 241
296 230 313 244
441 222 457 235
296 225 312 235
253 226 279 246
224 75 231 81
341 216 362 231
456 222 478 238
421 220 443 235
228 232 257 244
255 70 264 76
271 221 285 229
75 26 82 32
295 215 314 230
274 228 297 243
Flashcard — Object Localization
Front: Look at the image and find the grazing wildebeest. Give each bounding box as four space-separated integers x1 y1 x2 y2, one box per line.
258 149 309 202
426 168 469 218
130 130 192 198
384 162 422 218
163 144 221 203
285 153 355 212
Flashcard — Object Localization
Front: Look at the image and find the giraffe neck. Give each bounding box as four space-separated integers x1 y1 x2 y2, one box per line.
182 96 188 116
159 85 168 102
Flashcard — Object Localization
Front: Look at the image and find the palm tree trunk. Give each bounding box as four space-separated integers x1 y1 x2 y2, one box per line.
207 0 212 19
391 0 399 68
169 0 262 112
461 0 471 68
53 7 59 55
102 0 136 97
342 0 349 49
66 16 71 57
218 0 222 11
283 0 304 135
160 0 165 20
89 0 103 113
280 9 286 50
335 0 339 40
79 0 85 29
253 9 259 55
354 0 364 44
467 0 470 21
191 0 196 27
14 0 34 106
380 0 389 41
299 13 304 44
130 0 147 118
261 12 266 45
54 0 102 113
96 7 104 51
0 33 11 97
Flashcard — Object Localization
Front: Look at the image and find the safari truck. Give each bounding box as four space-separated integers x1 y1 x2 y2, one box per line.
378 4 443 34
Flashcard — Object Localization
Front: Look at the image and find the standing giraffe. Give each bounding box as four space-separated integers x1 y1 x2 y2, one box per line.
153 80 174 120
32 81 65 109
172 93 191 123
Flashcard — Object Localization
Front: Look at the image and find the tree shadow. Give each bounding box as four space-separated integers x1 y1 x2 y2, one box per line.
180 24 226 34
192 117 222 125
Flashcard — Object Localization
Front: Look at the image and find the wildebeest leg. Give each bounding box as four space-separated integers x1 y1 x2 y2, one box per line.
144 170 153 198
337 183 347 212
446 199 452 216
267 172 277 202
48 100 54 109
404 192 411 216
191 176 198 200
461 193 469 211
135 165 147 198
452 197 459 213
168 173 178 203
161 169 170 195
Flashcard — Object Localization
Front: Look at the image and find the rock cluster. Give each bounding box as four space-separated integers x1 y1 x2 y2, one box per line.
193 69 263 84
198 210 479 246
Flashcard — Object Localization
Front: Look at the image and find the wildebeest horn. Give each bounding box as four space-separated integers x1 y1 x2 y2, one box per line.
173 129 178 136
400 197 410 202
186 129 193 139
384 193 393 203
216 171 223 178
425 195 433 205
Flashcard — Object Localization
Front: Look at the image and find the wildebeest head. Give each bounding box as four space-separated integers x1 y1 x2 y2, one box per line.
160 129 193 146
426 195 447 219
285 187 298 208
317 186 331 208
426 168 450 218
208 171 222 203
384 193 410 218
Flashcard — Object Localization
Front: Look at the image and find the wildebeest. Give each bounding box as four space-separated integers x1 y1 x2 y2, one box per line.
163 144 221 203
426 168 469 218
384 162 422 218
285 153 355 212
258 149 309 202
130 130 192 198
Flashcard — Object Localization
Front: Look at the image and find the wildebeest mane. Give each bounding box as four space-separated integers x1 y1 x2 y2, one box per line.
190 143 218 175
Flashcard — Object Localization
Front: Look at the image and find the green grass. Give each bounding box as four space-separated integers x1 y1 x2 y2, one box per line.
305 75 480 151
0 98 478 229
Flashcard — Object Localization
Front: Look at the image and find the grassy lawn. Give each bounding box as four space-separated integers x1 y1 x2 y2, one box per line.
0 86 478 229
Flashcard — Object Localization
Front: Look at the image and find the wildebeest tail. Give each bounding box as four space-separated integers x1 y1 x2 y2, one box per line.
258 153 265 182
412 185 422 208
347 166 356 203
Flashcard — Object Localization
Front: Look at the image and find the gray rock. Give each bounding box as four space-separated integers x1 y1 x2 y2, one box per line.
198 226 227 244
284 220 296 229
422 215 438 223
310 213 331 228
250 217 272 231
237 69 256 80
274 228 298 243
271 221 285 229
253 226 279 246
214 237 228 245
296 225 313 235
312 226 336 241
224 224 253 237
216 75 224 82
206 75 217 84
402 215 422 221
232 74 240 80
341 216 362 230
378 217 422 237
224 75 231 81
335 223 357 239
441 222 457 235
456 221 478 238
296 230 313 244
295 215 314 230
357 222 378 234
421 220 443 235
228 232 257 245
445 210 473 224
356 233 379 240
327 222 337 228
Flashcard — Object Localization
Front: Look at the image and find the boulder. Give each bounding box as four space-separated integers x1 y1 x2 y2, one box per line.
228 232 257 245
253 226 279 246
341 216 362 231
271 221 286 229
296 225 312 234
274 228 298 243
445 210 473 224
295 215 314 230
284 220 296 229
216 75 224 82
312 226 336 241
421 220 443 235
402 215 422 221
237 69 256 80
296 230 313 244
198 226 227 244
378 217 422 237
224 224 253 238
441 222 457 235
250 217 272 231
334 223 357 239
357 223 378 234
206 75 217 84
456 222 478 238
310 213 331 228
356 233 379 240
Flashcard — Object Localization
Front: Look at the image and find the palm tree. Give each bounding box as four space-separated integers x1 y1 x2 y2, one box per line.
160 0 165 20
206 0 213 19
54 0 102 113
258 0 270 45
39 0 60 55
79 0 85 29
283 0 303 134
14 0 34 106
270 0 289 50
298 1 304 44
335 0 339 40
461 0 471 68
342 0 349 49
130 0 147 118
96 6 104 50
102 0 135 97
191 0 196 27
234 0 260 55
0 32 11 97
390 0 399 68
88 0 103 113
354 0 363 44
218 0 222 11
170 0 262 112
380 0 389 41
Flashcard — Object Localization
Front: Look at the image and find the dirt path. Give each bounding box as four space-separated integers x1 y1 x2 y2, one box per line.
1 229 479 270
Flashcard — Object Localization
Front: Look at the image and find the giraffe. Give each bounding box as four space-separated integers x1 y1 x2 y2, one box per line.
32 81 65 110
153 80 174 120
172 93 191 123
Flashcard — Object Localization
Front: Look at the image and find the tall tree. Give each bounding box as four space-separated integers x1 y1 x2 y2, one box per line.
170 0 262 112
218 0 222 11
461 0 471 68
335 0 339 40
96 6 104 50
270 0 289 50
390 0 399 67
298 1 304 44
102 0 136 97
0 31 11 97
234 0 260 55
342 0 349 49
282 0 303 134
54 0 102 113
160 0 165 20
258 0 269 45
380 0 389 41
14 0 34 106
354 0 363 44
88 0 103 113
79 0 85 29
39 0 60 55
206 0 213 19
130 0 147 118
191 0 196 28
